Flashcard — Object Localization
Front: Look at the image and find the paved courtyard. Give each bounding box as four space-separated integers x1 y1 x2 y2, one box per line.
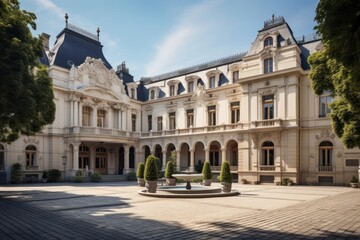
0 182 359 239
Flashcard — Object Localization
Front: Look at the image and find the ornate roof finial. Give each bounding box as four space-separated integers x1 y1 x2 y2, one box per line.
272 14 275 22
97 27 100 41
65 13 69 27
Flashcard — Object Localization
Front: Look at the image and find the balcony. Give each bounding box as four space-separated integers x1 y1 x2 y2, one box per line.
317 166 335 172
252 119 283 128
259 165 276 171
211 166 238 172
25 165 39 171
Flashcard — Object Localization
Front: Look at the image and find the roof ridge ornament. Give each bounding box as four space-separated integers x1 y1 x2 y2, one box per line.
65 13 69 28
263 15 285 29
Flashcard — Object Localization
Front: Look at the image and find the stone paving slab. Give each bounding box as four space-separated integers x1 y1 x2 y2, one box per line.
0 182 359 239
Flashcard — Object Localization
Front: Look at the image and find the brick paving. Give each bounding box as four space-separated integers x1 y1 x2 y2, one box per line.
0 183 359 239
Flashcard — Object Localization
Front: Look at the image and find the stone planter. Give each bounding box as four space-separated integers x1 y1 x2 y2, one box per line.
137 178 145 187
350 183 359 188
221 182 232 192
145 180 157 193
203 179 212 186
166 178 176 186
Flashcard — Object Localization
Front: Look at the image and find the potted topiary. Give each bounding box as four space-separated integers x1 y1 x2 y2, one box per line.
165 160 176 186
41 171 48 183
90 172 102 182
144 155 159 193
202 161 212 186
349 175 359 188
219 161 232 192
136 162 145 187
74 170 84 183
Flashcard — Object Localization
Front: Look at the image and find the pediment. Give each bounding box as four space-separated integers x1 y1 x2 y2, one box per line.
82 88 120 102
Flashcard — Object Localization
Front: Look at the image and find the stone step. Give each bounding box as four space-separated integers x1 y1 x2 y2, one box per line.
84 174 128 182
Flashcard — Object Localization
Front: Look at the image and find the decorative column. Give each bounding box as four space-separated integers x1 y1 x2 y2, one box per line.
162 151 167 170
124 145 129 173
108 108 113 129
79 102 83 126
74 100 79 126
176 150 181 171
190 149 195 172
221 147 227 165
72 142 80 171
205 148 209 162
118 110 122 130
92 107 97 127
70 101 74 126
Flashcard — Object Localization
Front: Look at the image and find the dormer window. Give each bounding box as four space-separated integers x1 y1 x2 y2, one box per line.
229 63 241 83
170 85 175 96
264 58 273 73
232 71 239 82
130 88 135 99
264 37 273 47
185 75 199 93
188 81 194 93
127 82 138 100
148 86 160 100
167 79 180 97
209 76 216 88
150 90 155 100
206 70 221 89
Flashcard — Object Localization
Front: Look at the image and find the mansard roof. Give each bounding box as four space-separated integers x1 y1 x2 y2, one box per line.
50 23 112 70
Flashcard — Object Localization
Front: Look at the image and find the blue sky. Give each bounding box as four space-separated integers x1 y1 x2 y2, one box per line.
20 0 319 80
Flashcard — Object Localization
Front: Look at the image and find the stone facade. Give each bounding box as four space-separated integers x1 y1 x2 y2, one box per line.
0 16 359 185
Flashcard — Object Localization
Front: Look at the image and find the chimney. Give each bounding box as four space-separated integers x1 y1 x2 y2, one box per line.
41 33 50 52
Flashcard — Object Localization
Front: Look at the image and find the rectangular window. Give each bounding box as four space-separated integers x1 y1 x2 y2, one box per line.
230 102 240 124
208 106 216 126
232 71 239 82
187 109 194 128
148 115 152 132
150 90 155 100
262 95 274 120
188 81 194 93
169 112 176 130
131 88 135 99
345 159 359 167
131 114 136 132
97 109 106 127
319 91 333 118
157 117 163 131
264 58 273 73
82 106 91 126
209 76 216 88
170 85 175 96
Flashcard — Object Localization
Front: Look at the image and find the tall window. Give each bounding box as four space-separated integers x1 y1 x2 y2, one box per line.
148 115 152 132
264 58 273 73
132 114 136 132
262 141 274 165
187 109 194 128
232 71 239 82
97 109 106 127
130 88 135 99
208 106 216 126
209 76 216 88
157 116 163 131
188 81 194 93
82 106 91 126
79 145 90 169
319 91 333 118
319 141 333 166
230 102 240 124
262 95 274 120
25 145 37 167
150 90 155 100
169 112 176 130
0 144 4 171
169 85 175 96
264 37 273 47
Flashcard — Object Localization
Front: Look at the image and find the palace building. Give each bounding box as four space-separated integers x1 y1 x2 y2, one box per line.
0 15 359 185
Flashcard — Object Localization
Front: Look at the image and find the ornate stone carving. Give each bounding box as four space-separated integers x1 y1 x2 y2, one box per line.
258 87 277 96
315 129 335 140
23 137 39 146
191 84 207 102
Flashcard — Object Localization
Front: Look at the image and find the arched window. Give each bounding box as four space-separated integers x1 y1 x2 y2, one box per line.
0 144 4 171
262 141 274 166
150 90 155 100
319 141 333 168
264 37 273 47
25 145 37 167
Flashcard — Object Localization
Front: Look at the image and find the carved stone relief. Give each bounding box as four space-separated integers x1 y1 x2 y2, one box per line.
315 129 335 140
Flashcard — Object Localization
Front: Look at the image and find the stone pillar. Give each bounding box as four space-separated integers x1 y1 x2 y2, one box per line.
176 150 181 171
79 102 83 126
162 151 167 170
221 147 227 164
72 142 80 170
108 108 113 129
190 149 195 172
92 107 97 127
118 110 122 130
74 101 79 126
205 148 209 162
124 145 129 173
70 101 74 126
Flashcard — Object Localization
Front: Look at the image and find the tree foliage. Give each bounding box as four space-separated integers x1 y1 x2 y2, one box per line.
144 155 158 181
0 0 55 143
309 0 360 148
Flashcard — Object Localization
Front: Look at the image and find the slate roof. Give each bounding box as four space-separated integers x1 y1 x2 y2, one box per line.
50 24 112 70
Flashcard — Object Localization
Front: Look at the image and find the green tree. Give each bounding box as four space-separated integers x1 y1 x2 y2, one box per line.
309 0 360 148
0 0 55 143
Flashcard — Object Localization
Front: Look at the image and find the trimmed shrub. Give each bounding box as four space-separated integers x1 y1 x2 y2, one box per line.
218 161 232 183
144 155 158 181
48 169 61 182
42 171 48 179
164 160 175 178
74 170 84 183
195 160 203 173
11 163 22 184
350 175 358 183
126 170 137 181
202 161 212 180
282 177 293 185
91 172 102 182
136 162 145 178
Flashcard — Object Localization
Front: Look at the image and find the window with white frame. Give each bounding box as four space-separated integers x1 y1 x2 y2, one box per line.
82 106 91 126
264 37 273 47
262 95 274 120
0 144 4 171
169 85 175 96
319 141 333 167
131 114 136 132
97 109 106 127
188 81 194 93
169 112 176 130
208 105 216 126
232 70 239 82
230 102 240 124
209 76 216 88
79 145 90 169
187 109 194 128
319 91 333 118
25 145 37 167
261 141 274 166
150 90 155 100
157 116 163 131
264 58 273 73
130 88 135 99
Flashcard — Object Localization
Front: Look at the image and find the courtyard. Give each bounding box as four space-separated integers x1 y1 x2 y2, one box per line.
0 182 359 239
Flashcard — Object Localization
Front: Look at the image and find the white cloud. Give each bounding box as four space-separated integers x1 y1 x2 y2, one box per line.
34 0 66 20
145 0 222 77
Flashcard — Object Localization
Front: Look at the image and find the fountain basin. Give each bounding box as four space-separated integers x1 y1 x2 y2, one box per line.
158 185 221 194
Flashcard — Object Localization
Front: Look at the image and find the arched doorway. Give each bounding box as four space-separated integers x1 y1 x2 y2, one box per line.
180 143 190 171
209 141 221 167
95 146 107 174
144 145 151 162
194 142 205 172
154 145 162 170
79 145 90 170
166 143 176 162
226 140 238 167
118 146 124 174
129 146 135 169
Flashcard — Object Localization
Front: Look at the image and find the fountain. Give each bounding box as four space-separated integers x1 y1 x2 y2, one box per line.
138 170 240 198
